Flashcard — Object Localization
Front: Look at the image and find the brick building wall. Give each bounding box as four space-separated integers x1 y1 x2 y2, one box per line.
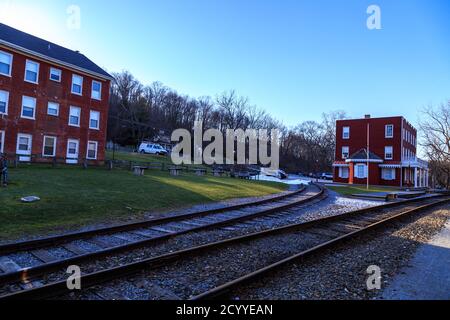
333 115 425 188
0 46 110 163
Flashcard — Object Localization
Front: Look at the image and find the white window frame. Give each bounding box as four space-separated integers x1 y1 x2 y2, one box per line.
69 106 81 127
385 146 393 160
382 168 396 181
49 67 62 82
71 74 83 95
86 141 98 160
343 126 350 139
91 80 102 100
42 135 57 157
342 146 349 159
0 130 4 154
385 124 394 138
24 60 40 84
338 167 349 179
16 133 32 159
21 96 37 120
0 50 13 77
355 164 367 179
0 90 9 115
89 110 100 130
66 139 80 164
47 102 60 116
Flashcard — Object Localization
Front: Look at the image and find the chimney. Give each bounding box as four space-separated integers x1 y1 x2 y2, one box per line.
364 114 371 119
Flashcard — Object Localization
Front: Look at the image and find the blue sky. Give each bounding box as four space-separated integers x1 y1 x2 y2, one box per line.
1 0 449 128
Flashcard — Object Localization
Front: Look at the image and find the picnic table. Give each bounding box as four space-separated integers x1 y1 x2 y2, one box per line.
212 169 225 177
237 172 250 180
168 166 183 176
133 166 148 176
194 168 207 176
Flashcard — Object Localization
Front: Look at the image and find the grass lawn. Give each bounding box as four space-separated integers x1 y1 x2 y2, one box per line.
327 185 400 196
0 165 286 241
105 150 174 165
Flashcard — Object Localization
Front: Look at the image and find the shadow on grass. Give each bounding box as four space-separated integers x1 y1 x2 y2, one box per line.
0 166 285 241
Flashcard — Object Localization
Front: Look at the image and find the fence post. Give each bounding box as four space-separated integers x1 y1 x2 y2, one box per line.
83 159 88 169
52 157 57 168
108 160 114 171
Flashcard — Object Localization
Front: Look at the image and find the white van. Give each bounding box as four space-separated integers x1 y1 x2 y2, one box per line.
138 143 168 156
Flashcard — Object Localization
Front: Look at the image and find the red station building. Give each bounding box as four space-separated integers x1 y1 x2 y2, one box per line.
0 23 112 163
333 115 429 188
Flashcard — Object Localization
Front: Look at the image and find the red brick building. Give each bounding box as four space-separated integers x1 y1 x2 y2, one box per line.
0 23 112 163
333 115 429 188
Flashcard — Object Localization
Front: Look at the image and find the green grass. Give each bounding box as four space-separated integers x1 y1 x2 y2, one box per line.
327 185 400 196
106 150 174 165
0 165 286 241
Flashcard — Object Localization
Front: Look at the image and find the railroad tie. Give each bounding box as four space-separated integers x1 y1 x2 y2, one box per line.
129 230 157 238
31 250 58 263
0 256 22 273
150 227 177 234
63 243 89 256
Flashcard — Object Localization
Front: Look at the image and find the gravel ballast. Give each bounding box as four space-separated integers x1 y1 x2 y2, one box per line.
233 205 450 300
60 199 445 300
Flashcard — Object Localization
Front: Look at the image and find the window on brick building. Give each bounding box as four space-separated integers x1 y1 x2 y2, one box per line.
87 141 98 160
47 102 59 116
69 106 81 126
385 125 394 138
21 96 36 119
0 130 4 153
382 168 396 180
342 146 349 159
91 81 102 100
0 51 12 76
50 68 62 82
355 164 367 179
385 146 393 160
89 110 100 129
343 127 350 139
339 167 349 178
0 90 9 114
25 60 39 83
43 136 56 157
71 74 83 95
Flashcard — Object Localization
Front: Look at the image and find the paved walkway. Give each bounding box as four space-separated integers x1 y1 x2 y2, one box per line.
381 219 450 300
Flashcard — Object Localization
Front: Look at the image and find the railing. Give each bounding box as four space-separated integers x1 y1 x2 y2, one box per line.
0 153 268 179
0 153 102 169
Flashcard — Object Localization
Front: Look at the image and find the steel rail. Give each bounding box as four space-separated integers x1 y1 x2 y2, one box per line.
0 185 324 286
0 186 308 255
1 194 446 300
192 197 450 300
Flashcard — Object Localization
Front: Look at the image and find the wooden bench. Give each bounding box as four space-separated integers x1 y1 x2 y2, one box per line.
133 166 148 176
194 168 207 176
168 166 183 176
212 169 225 177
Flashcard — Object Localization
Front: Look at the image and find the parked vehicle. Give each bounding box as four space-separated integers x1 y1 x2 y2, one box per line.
138 143 168 155
261 168 288 180
321 173 333 180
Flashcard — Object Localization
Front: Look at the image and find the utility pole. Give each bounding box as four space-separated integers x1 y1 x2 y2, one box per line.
367 121 370 190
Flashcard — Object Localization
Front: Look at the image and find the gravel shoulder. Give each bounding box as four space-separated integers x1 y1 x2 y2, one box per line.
233 204 450 300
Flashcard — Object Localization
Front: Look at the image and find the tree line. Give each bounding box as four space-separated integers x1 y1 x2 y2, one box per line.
108 71 346 173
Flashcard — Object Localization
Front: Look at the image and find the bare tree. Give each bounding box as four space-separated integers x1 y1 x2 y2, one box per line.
420 103 450 189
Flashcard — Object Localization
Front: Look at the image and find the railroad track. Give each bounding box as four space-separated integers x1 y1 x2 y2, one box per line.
1 193 447 300
0 184 325 294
